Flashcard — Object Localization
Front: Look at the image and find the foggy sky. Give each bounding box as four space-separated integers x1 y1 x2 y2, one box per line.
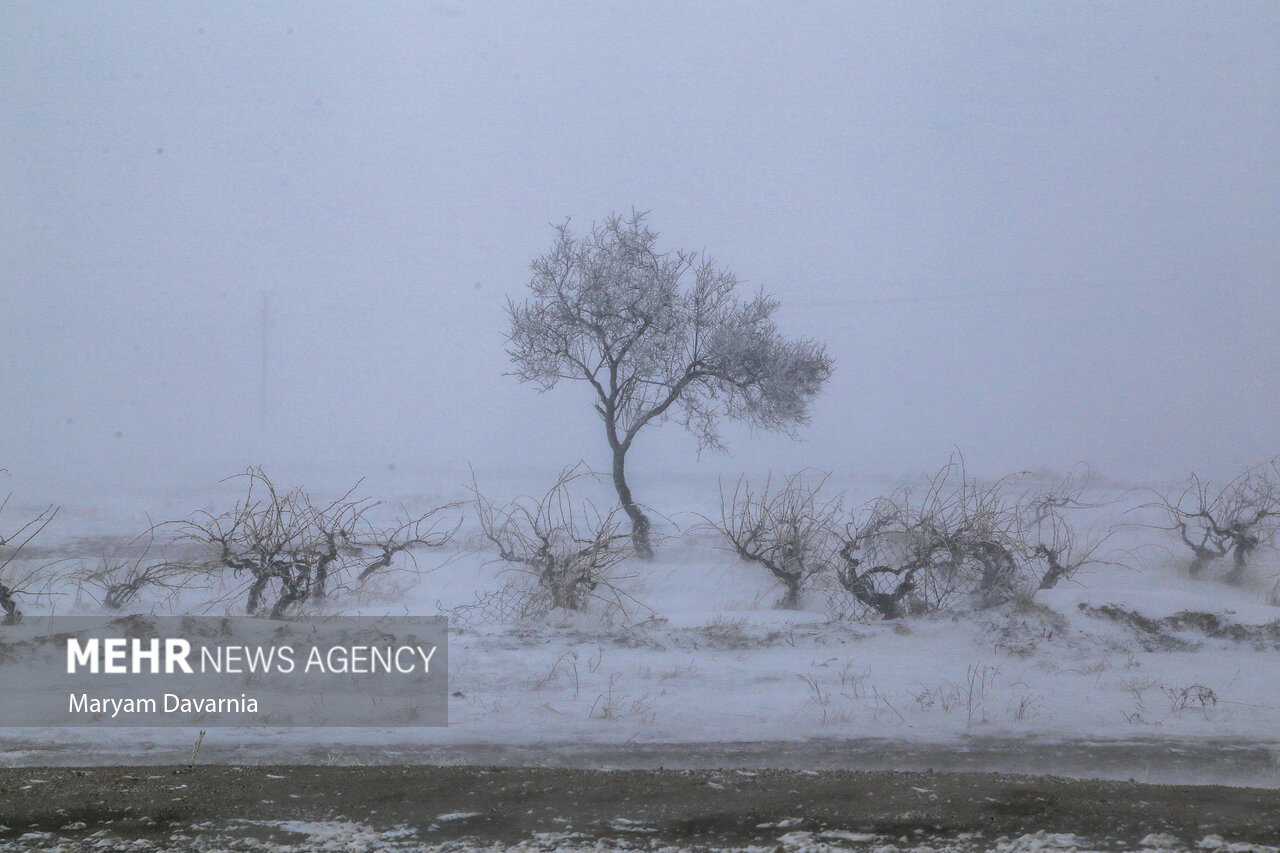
3 2 1279 502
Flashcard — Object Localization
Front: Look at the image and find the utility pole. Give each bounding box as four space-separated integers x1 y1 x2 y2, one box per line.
260 291 270 431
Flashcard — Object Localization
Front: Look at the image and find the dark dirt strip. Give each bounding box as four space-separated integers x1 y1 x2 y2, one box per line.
0 765 1278 849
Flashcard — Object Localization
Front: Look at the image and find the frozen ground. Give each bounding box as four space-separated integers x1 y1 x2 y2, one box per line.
3 765 1280 852
2 467 1279 784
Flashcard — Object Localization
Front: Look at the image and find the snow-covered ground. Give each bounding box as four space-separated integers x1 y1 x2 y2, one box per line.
3 467 1279 780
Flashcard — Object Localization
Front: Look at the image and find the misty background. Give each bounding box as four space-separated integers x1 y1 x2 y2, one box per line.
3 2 1278 506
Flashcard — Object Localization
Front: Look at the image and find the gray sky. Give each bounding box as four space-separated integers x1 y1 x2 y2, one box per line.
3 2 1278 501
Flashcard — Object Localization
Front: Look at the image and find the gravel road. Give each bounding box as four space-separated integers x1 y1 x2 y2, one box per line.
1 764 1279 851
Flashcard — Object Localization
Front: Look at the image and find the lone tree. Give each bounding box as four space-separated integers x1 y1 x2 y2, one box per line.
507 211 833 558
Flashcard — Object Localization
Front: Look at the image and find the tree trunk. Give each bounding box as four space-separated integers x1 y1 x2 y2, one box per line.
1225 537 1254 585
611 446 653 559
1037 548 1067 590
0 583 21 625
1188 549 1214 577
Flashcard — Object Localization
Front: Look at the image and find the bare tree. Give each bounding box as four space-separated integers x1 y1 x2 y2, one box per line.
0 491 59 625
174 468 459 618
712 471 841 608
471 465 640 617
506 211 833 558
1148 460 1280 583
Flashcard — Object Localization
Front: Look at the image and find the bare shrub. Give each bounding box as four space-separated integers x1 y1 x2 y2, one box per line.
834 495 933 619
1146 460 1280 583
1008 693 1044 722
71 525 197 610
832 457 1116 619
910 682 962 715
1025 515 1117 592
835 456 1026 617
471 465 645 622
0 491 59 625
1163 683 1218 718
1019 467 1118 590
711 470 842 608
173 467 459 618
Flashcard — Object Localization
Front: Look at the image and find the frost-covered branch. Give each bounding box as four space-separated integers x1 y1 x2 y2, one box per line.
507 211 833 557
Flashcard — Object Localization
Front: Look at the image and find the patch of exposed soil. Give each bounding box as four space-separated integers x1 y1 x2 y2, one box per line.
1 765 1279 850
1079 603 1280 651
